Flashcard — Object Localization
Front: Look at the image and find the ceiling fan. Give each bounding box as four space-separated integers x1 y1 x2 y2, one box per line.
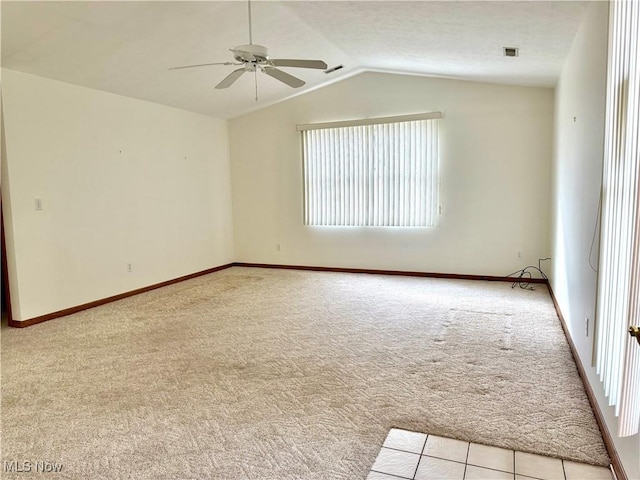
169 0 327 98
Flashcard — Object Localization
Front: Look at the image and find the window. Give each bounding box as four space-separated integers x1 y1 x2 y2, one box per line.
298 112 440 227
595 0 640 437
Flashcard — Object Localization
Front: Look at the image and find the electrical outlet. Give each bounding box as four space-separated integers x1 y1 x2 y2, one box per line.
127 263 133 273
585 317 590 337
34 198 43 211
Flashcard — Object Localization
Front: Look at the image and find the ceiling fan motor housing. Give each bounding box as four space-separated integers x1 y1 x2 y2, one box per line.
233 44 269 63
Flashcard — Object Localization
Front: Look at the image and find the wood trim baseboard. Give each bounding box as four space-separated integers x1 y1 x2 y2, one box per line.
547 286 627 480
231 262 548 284
7 263 234 328
8 262 544 328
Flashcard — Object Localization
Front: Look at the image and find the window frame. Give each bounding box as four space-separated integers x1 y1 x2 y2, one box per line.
298 112 441 228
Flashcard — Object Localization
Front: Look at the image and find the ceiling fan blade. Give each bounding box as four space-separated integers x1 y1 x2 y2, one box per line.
263 67 305 88
269 59 328 70
215 68 247 89
169 62 239 71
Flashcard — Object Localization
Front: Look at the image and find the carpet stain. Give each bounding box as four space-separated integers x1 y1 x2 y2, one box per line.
450 308 515 317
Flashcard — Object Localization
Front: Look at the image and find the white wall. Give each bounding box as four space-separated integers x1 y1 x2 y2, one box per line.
550 2 640 478
230 72 553 276
1 69 234 321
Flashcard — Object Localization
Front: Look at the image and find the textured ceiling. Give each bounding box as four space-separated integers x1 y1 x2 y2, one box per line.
1 1 589 119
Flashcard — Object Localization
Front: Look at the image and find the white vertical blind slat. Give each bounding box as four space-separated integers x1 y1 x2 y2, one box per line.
302 118 439 227
619 0 640 437
595 0 640 438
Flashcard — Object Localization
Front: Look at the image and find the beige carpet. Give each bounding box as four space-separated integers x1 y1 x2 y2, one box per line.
1 267 609 479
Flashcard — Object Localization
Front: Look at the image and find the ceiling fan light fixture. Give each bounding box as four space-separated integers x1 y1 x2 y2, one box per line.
231 44 268 63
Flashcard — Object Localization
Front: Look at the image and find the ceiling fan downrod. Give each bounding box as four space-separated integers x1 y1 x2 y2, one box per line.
247 0 253 45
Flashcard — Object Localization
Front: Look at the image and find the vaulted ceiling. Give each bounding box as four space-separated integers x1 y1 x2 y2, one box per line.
1 1 589 119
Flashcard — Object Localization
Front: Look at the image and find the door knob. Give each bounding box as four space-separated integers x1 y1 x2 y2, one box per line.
630 326 640 346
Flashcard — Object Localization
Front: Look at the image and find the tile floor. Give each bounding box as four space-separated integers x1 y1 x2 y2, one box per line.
368 429 613 480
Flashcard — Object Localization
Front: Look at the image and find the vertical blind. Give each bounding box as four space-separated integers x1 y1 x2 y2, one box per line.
299 113 440 227
595 0 640 438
